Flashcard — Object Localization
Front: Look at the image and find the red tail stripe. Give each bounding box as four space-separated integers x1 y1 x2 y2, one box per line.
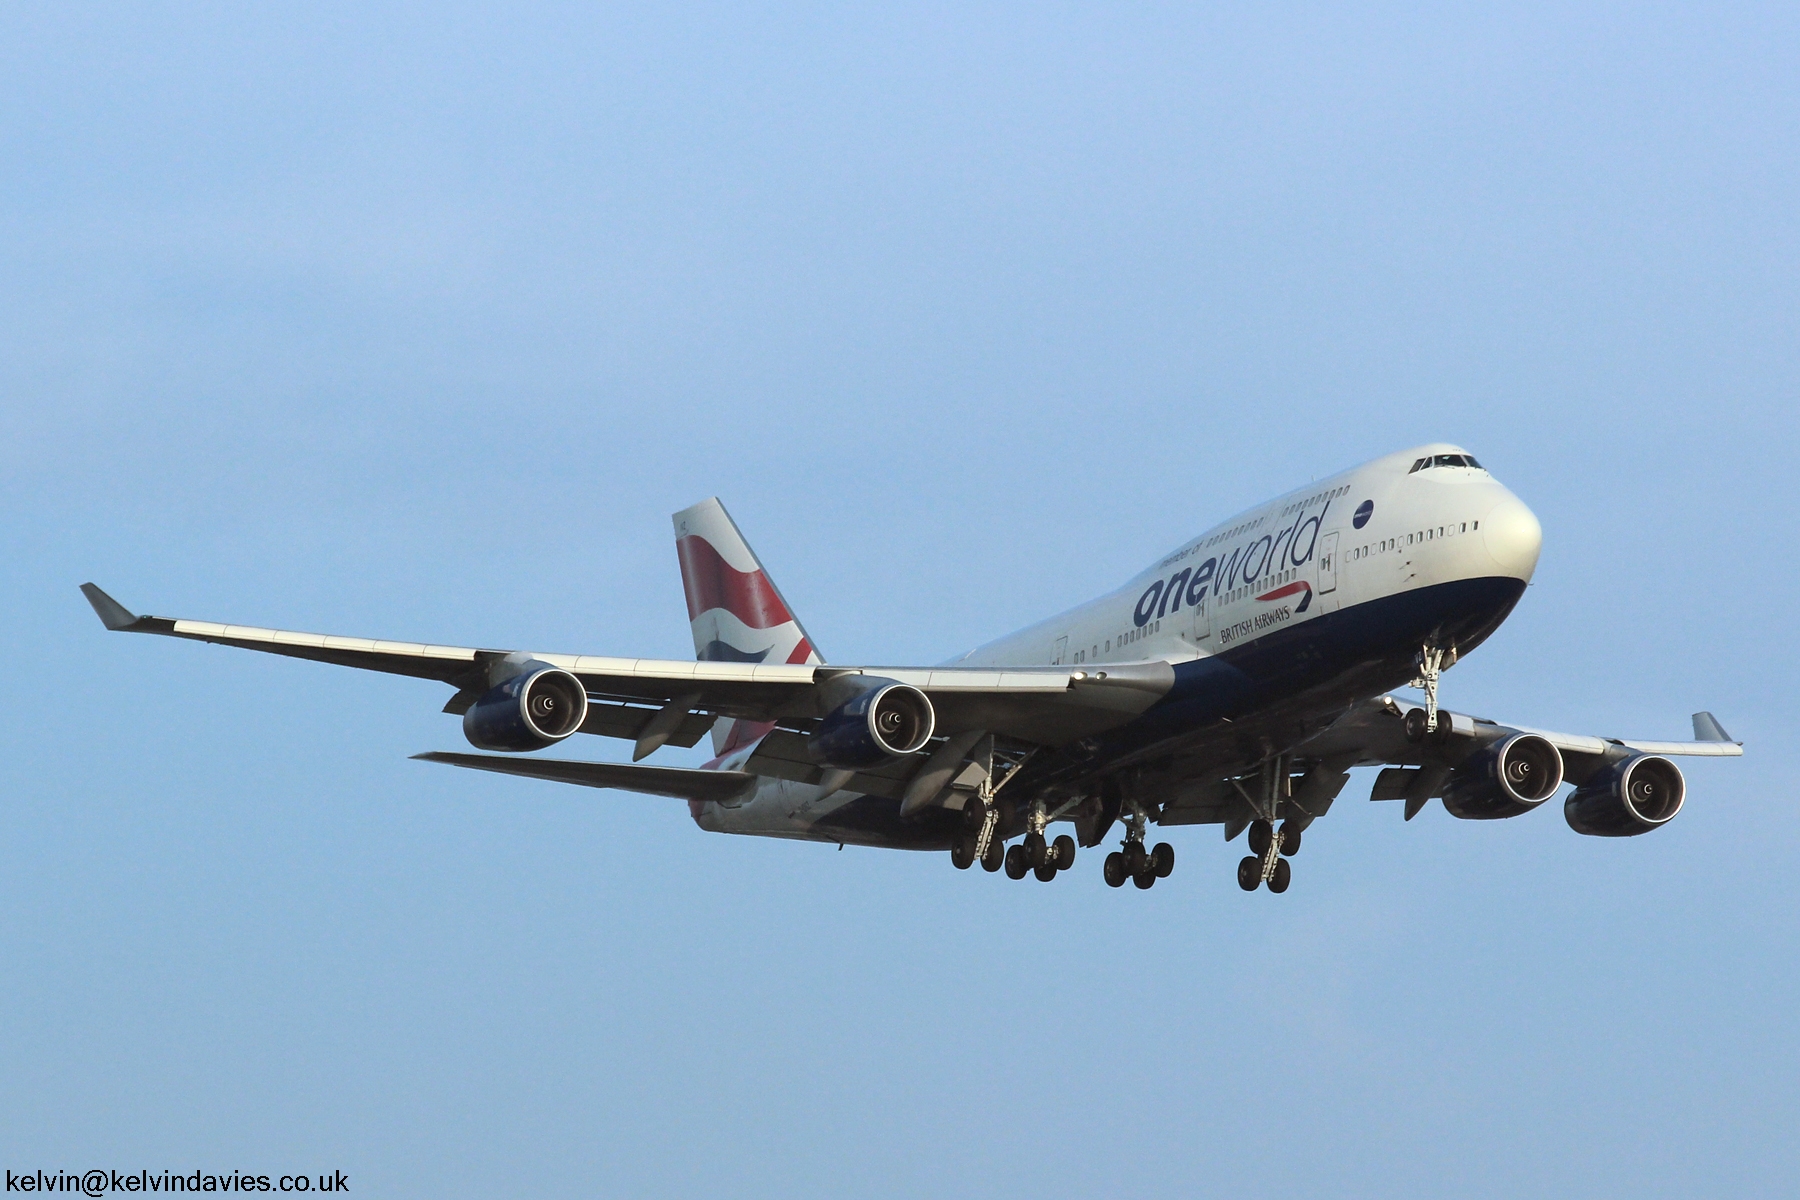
677 535 795 629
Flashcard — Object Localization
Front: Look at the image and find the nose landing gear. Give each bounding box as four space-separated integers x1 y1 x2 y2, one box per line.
1409 643 1459 735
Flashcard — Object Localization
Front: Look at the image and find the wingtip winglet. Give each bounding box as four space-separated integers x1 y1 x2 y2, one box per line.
1692 712 1737 744
80 583 140 631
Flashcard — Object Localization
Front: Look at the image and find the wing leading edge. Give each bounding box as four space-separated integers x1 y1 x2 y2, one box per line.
78 584 1171 744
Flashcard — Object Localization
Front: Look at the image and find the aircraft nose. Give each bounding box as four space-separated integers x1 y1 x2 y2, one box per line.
1481 493 1542 581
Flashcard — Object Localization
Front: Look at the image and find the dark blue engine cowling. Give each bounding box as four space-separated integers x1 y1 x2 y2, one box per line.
1442 733 1565 820
806 678 935 769
1565 754 1685 837
462 667 590 752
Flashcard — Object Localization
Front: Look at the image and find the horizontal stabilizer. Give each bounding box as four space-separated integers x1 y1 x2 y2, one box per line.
412 752 754 802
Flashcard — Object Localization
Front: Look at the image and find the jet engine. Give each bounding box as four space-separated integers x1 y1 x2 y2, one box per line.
806 678 935 769
1564 754 1685 837
462 667 590 752
1441 733 1565 819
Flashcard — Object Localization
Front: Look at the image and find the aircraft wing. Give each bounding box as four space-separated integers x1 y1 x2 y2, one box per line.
1154 695 1741 831
1295 695 1744 770
411 752 755 802
80 584 1170 745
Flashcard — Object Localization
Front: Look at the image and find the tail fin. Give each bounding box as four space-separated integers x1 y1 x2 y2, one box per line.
672 498 822 757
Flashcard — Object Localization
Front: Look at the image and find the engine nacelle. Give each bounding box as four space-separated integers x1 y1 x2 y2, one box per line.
806 678 935 769
462 667 589 752
1564 754 1685 837
1442 733 1565 820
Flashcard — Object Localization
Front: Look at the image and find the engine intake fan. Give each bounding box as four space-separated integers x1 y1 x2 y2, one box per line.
463 667 589 752
1442 733 1564 820
807 678 935 769
1565 754 1685 837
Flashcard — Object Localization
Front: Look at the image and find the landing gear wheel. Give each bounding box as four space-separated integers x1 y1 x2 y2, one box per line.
1133 868 1156 890
1004 844 1030 880
1404 707 1429 743
1248 820 1272 857
1103 851 1128 887
1024 831 1048 869
995 798 1017 837
1052 834 1077 871
1151 842 1175 878
1269 857 1292 893
980 836 1005 872
1034 863 1058 882
962 802 987 831
950 833 975 870
1237 856 1262 891
1124 842 1148 875
1277 823 1301 855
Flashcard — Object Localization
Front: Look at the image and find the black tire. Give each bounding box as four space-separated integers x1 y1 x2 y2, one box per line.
980 836 1005 872
1034 863 1058 882
1052 834 1077 871
1124 842 1148 875
1025 831 1048 869
1004 844 1030 880
1151 842 1175 878
950 833 975 870
1277 823 1301 856
1269 857 1291 893
1248 820 1272 858
963 802 988 831
1237 855 1262 891
1103 851 1128 888
1133 869 1156 890
996 798 1017 837
1404 707 1429 742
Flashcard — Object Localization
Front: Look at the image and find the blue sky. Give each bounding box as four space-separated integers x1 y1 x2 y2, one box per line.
3 4 1796 1196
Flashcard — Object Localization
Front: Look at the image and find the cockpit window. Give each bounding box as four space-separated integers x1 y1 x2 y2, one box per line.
1412 453 1485 472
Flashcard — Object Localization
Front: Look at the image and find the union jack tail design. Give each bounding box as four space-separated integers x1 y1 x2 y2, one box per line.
671 498 822 758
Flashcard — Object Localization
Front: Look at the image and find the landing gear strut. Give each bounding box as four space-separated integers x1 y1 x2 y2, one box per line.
1409 643 1458 735
946 743 1035 876
1104 803 1174 890
1237 818 1301 892
1015 801 1077 881
1233 757 1305 893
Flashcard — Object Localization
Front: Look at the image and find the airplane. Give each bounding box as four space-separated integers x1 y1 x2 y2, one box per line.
80 443 1742 893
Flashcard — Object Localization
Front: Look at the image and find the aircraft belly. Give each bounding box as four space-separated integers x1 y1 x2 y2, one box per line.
1067 575 1528 782
696 777 960 850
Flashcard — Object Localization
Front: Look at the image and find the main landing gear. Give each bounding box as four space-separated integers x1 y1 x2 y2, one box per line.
1231 756 1311 893
1103 803 1174 890
999 800 1075 881
950 797 1008 873
1004 830 1077 881
1236 818 1302 893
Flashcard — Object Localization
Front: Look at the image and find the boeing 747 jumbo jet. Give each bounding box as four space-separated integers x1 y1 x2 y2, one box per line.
82 444 1741 892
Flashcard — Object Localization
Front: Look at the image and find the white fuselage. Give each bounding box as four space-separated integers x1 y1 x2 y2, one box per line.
698 443 1543 845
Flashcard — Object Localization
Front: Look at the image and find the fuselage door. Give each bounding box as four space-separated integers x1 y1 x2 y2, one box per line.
1318 531 1340 594
1191 589 1212 645
1053 635 1068 665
